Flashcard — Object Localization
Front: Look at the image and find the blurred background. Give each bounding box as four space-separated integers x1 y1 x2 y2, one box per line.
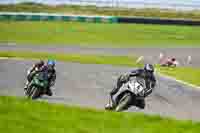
1 0 200 10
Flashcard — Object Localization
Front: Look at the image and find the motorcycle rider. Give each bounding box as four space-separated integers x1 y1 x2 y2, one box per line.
24 60 45 91
108 64 156 109
24 59 56 96
164 57 178 67
159 54 179 67
42 60 56 96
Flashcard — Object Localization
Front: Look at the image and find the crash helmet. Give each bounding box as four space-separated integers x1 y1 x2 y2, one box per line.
36 60 44 67
144 64 154 73
171 58 176 62
47 59 56 68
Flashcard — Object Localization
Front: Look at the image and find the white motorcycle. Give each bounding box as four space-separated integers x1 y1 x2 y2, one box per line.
105 77 146 112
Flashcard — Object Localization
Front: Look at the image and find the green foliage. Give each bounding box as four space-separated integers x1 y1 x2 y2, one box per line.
0 95 199 133
0 21 200 47
0 51 142 67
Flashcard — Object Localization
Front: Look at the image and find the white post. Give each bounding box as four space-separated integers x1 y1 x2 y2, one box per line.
187 56 192 64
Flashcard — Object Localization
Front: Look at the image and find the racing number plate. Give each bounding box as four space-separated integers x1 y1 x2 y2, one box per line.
134 82 144 94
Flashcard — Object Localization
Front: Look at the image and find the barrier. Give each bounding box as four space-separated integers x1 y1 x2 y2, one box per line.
118 17 200 26
1 12 200 26
0 12 118 23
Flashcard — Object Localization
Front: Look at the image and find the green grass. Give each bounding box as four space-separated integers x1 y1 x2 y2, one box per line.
157 66 200 87
0 51 200 87
0 95 200 133
0 51 142 67
1 21 200 47
1 2 200 20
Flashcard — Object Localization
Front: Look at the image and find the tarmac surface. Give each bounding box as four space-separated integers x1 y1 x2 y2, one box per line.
0 44 200 121
0 59 200 121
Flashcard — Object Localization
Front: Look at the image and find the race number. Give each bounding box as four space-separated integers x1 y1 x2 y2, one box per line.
134 82 144 94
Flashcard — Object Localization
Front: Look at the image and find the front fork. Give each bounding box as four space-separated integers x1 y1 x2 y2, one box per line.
25 80 34 95
109 95 114 106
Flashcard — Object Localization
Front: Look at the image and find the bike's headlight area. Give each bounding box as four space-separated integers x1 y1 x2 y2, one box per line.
34 79 39 84
40 82 44 86
34 79 44 86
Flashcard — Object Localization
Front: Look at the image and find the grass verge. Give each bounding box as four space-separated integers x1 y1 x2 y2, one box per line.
0 50 199 87
157 67 200 87
0 95 200 133
0 51 142 67
1 2 200 20
0 21 200 47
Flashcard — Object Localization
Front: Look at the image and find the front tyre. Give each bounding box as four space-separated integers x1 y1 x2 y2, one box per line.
115 93 132 112
26 85 33 98
30 86 41 99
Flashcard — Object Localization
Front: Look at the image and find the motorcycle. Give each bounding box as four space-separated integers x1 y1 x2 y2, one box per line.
25 71 49 99
105 77 146 112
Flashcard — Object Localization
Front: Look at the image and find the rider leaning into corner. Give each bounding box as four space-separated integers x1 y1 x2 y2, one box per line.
24 59 56 96
108 64 157 109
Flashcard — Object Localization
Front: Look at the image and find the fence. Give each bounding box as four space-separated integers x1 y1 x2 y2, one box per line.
0 12 118 23
1 12 200 26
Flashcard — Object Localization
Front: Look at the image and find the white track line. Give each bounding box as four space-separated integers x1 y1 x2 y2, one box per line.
0 57 26 60
0 57 39 61
0 57 10 60
157 72 200 89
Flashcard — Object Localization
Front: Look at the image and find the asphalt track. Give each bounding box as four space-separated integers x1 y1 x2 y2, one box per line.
0 58 200 121
0 45 200 121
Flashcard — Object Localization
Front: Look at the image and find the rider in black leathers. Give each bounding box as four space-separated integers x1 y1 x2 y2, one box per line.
42 60 56 96
24 60 56 96
109 64 156 109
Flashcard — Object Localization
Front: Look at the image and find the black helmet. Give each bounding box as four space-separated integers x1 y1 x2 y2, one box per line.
36 60 44 67
144 64 154 73
171 58 176 62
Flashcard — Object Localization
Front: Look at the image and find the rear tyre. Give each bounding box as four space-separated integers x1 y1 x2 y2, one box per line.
45 88 53 96
136 99 145 109
115 93 132 112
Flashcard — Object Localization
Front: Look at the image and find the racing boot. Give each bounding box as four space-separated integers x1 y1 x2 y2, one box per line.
105 95 115 110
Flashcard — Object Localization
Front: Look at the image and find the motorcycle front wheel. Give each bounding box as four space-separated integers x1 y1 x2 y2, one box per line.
30 86 41 99
115 93 132 112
